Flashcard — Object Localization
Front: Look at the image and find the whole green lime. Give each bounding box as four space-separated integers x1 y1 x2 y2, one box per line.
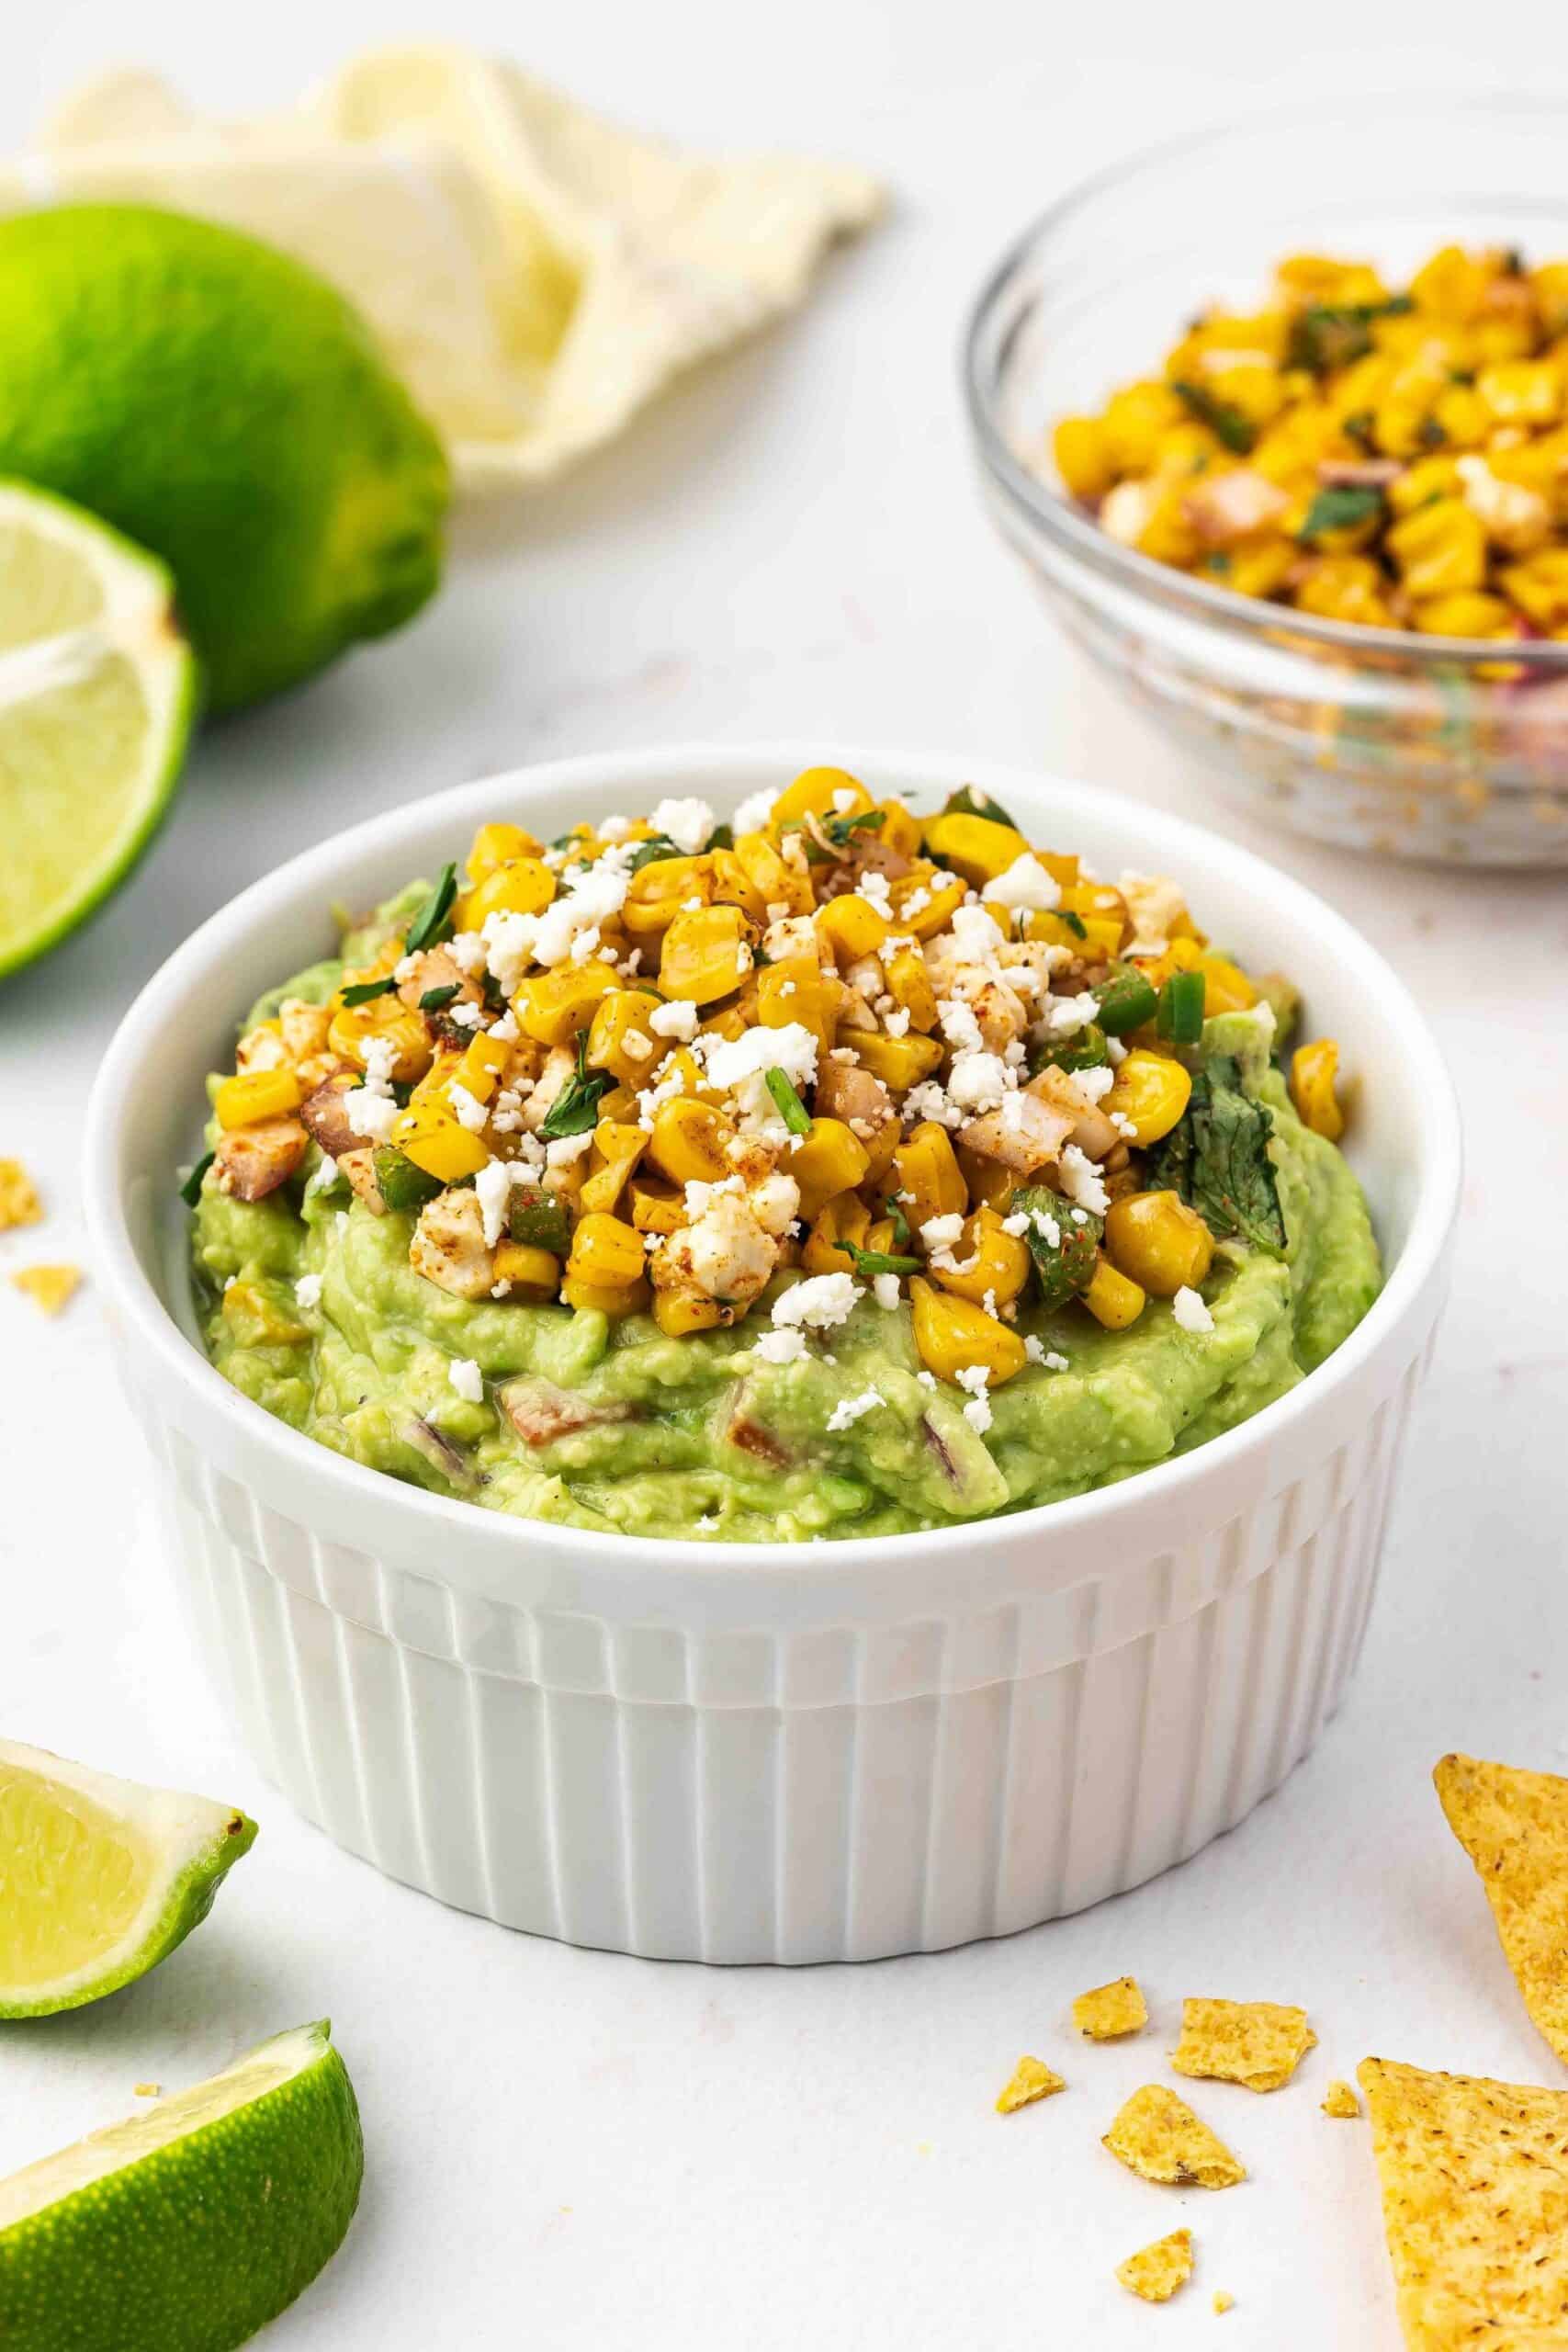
0 205 449 711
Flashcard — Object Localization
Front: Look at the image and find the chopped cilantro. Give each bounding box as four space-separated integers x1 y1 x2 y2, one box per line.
1298 484 1386 542
403 863 457 956
340 976 398 1007
418 983 461 1013
1341 409 1377 453
1012 1185 1100 1309
1286 296 1413 375
883 1196 912 1250
1145 1052 1287 1255
626 833 684 875
841 1240 919 1278
1171 379 1257 454
942 784 1020 829
179 1150 214 1208
539 1033 612 1141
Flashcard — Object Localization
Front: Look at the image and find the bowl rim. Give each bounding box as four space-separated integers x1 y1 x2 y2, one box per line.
82 738 1462 1577
963 90 1568 674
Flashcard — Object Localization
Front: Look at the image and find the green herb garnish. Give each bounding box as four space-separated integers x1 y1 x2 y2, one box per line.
404 862 457 956
1012 1186 1100 1310
1145 1052 1286 1255
942 784 1020 829
418 983 462 1013
538 1032 612 1141
1156 969 1206 1046
1286 296 1412 374
841 1240 920 1278
1418 414 1448 449
764 1067 812 1136
1298 484 1386 542
340 976 398 1007
706 822 734 851
1061 909 1088 940
883 1196 912 1250
178 1150 214 1208
1341 409 1377 453
1095 966 1158 1036
1171 379 1257 454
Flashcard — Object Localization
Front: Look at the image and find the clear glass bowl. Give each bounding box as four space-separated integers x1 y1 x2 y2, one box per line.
964 96 1568 865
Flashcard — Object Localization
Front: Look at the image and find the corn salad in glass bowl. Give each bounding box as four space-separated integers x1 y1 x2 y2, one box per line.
183 765 1380 1543
965 98 1568 863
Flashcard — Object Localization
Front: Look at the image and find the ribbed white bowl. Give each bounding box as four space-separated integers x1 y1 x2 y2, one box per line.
85 745 1460 1962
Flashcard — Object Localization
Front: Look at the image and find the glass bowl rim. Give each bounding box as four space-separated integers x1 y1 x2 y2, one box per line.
962 91 1568 675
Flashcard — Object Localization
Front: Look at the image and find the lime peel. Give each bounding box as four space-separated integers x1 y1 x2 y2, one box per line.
0 2021 362 2352
0 1738 256 2017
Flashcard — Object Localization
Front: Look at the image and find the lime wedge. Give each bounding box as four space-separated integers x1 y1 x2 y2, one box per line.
0 479 197 980
0 1740 256 2018
0 2021 362 2352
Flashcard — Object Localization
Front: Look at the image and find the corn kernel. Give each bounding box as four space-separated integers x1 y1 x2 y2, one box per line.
466 820 542 884
623 855 713 942
771 765 874 826
921 811 1030 886
851 1031 944 1091
389 1103 491 1182
1082 1257 1146 1330
561 1272 650 1317
1103 1191 1213 1296
567 1212 646 1290
647 1099 738 1187
513 963 619 1047
883 942 938 1032
1104 1050 1192 1146
456 856 555 932
587 989 663 1084
909 1278 1026 1385
1054 414 1118 501
789 1119 872 1221
659 905 754 1003
803 1193 871 1278
214 1069 303 1130
652 1290 726 1336
492 1241 560 1298
815 894 891 965
929 1207 1032 1306
1290 1038 1345 1140
893 1124 967 1231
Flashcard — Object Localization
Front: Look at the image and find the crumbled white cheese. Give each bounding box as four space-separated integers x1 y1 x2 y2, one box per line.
954 1363 994 1433
771 1272 862 1331
342 1088 399 1144
752 1326 808 1363
827 1386 886 1431
1058 1144 1111 1216
705 1021 818 1092
982 854 1062 912
545 1132 594 1168
949 903 1004 963
1043 990 1103 1038
480 909 538 997
938 995 984 1054
872 1272 902 1311
649 796 716 854
831 786 858 814
445 1081 487 1135
945 1051 1010 1113
306 1154 339 1195
475 1158 516 1248
449 930 488 976
597 814 633 843
1075 1064 1116 1102
884 1006 911 1038
448 1357 484 1403
920 1213 966 1251
648 998 699 1041
294 1272 322 1309
732 786 778 836
1173 1286 1214 1334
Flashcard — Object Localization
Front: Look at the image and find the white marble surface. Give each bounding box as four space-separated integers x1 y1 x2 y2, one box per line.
4 5 1568 2345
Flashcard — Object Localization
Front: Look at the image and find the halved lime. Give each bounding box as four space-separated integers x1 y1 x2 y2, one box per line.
0 1739 256 2018
0 2021 362 2352
0 480 197 981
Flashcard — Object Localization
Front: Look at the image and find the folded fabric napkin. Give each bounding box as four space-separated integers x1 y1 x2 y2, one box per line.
3 49 883 492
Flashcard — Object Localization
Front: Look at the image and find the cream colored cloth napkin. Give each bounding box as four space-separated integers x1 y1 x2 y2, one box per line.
3 50 883 492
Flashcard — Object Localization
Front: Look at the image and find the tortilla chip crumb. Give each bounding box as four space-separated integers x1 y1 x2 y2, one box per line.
1171 1996 1316 2092
996 2054 1066 2114
0 1159 43 1230
10 1264 83 1317
1322 2078 1360 2119
133 2082 162 2098
1116 2228 1193 2304
1073 1974 1148 2040
1213 2290 1235 2314
1435 1750 1568 2067
1359 2054 1568 2349
1103 2084 1246 2189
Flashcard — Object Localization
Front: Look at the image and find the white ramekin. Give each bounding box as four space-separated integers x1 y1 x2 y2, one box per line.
84 744 1461 1964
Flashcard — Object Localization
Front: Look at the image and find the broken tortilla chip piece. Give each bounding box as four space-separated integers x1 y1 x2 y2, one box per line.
1116 2228 1193 2304
1323 2078 1360 2119
1435 1751 1568 2067
1359 2055 1568 2349
10 1264 82 1317
1170 1996 1317 2093
0 1159 43 1229
995 2055 1065 2114
1102 2085 1245 2189
1072 1974 1147 2040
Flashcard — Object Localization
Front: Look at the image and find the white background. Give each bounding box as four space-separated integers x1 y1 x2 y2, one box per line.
5 4 1568 2345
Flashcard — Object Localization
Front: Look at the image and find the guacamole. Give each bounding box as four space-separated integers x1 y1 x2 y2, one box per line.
187 774 1382 1544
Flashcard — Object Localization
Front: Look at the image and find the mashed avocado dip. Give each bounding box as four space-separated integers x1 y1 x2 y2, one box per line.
187 772 1381 1544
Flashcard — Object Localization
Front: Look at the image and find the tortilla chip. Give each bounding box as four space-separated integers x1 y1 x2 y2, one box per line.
23 55 884 492
1102 2085 1246 2189
1072 1974 1147 2040
1116 2229 1193 2304
10 1264 81 1317
1171 1996 1317 2093
0 1159 42 1230
1213 2290 1235 2314
1435 1751 1568 2067
1359 2055 1568 2348
995 2055 1065 2114
1323 2078 1360 2119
